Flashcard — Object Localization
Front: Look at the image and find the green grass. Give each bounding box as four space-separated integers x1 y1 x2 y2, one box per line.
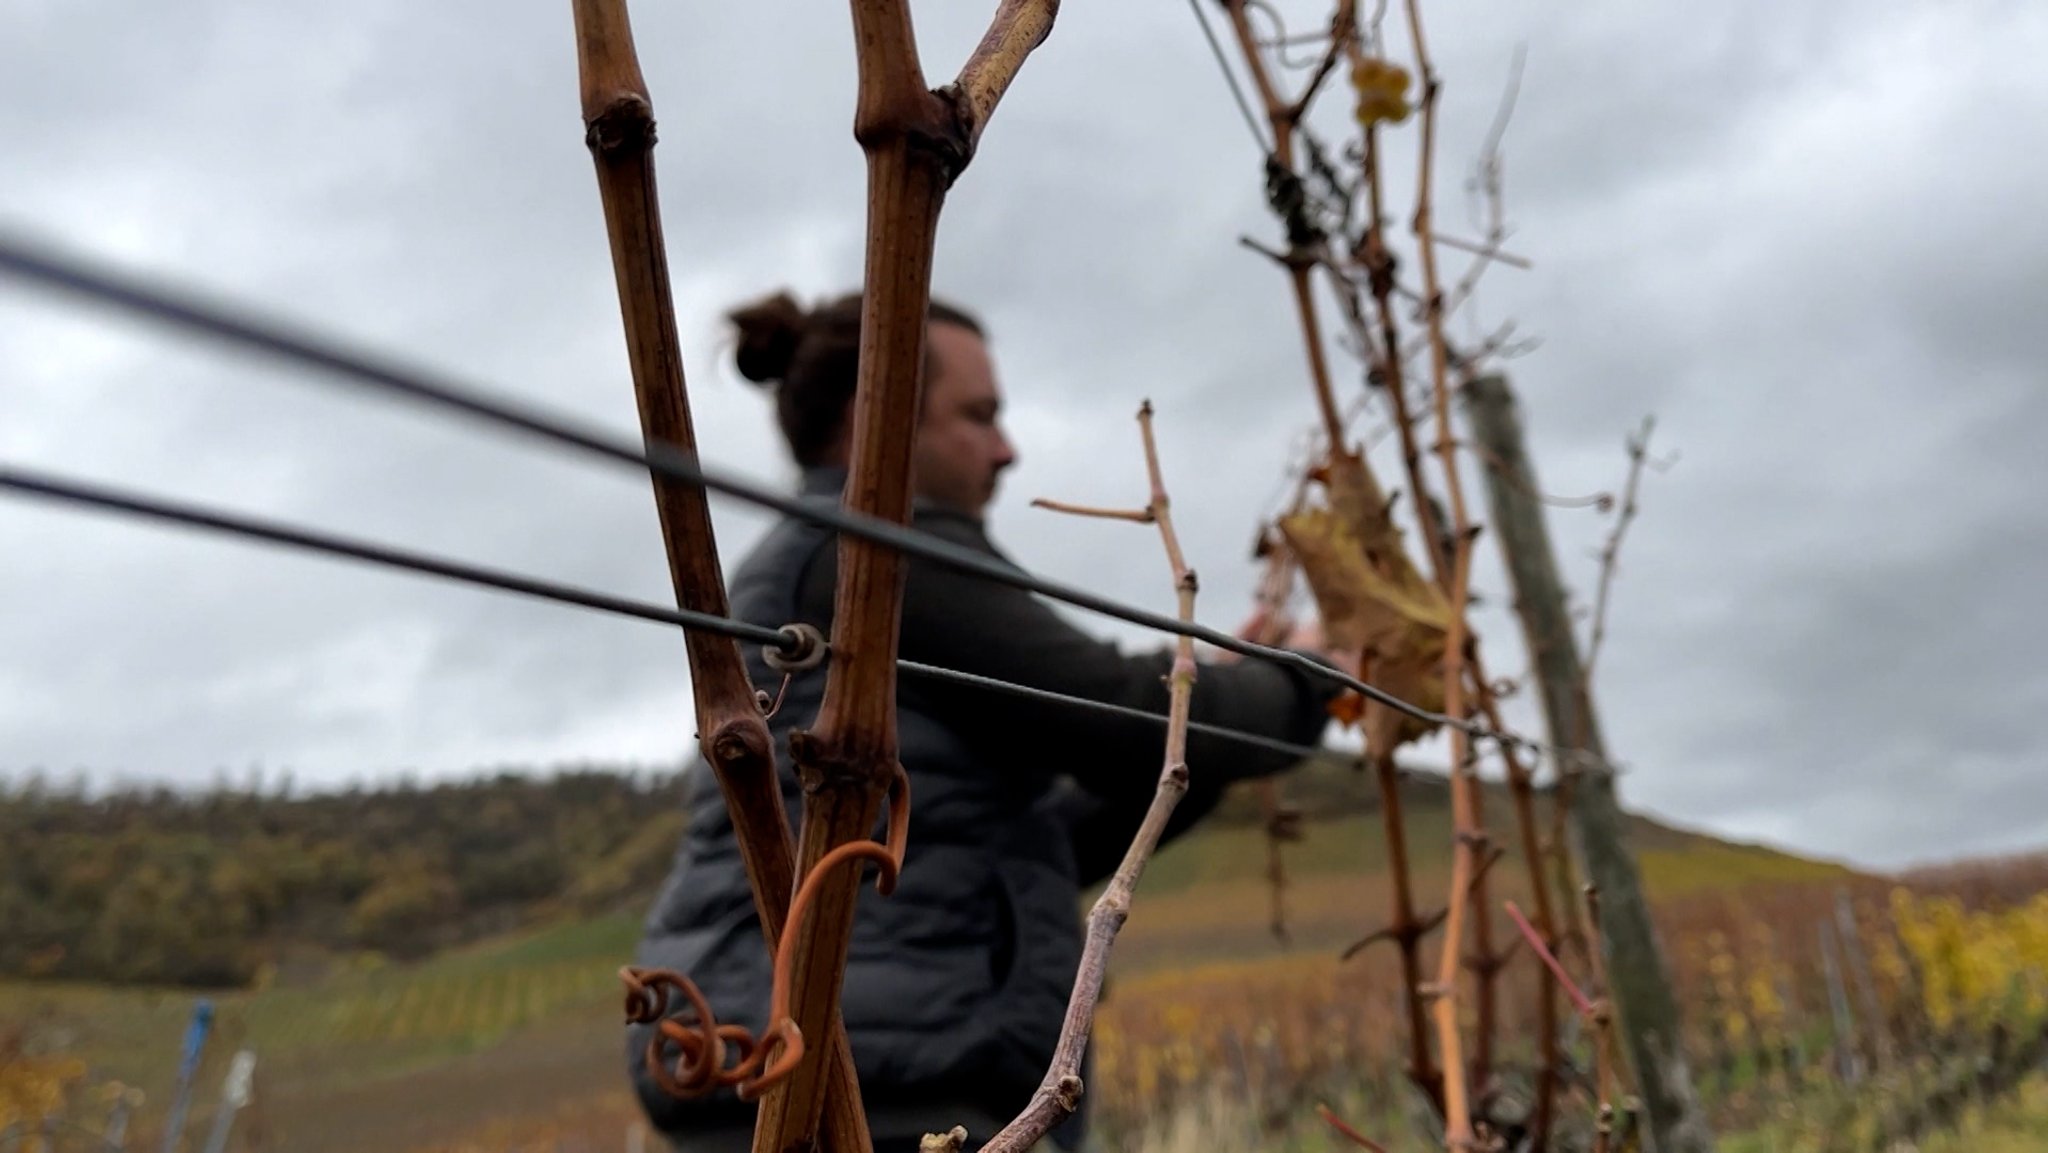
1913 1075 2048 1152
1637 840 1853 897
0 910 641 1112
1717 1073 2048 1153
440 910 640 971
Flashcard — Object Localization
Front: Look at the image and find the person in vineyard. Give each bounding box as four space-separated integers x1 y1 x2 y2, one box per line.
627 289 1345 1153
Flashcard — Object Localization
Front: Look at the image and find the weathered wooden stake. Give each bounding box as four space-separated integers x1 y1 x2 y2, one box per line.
1817 919 1862 1084
1460 373 1714 1153
1833 890 1891 1075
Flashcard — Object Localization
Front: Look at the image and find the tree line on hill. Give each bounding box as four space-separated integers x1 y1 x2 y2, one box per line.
0 751 1417 989
0 766 693 987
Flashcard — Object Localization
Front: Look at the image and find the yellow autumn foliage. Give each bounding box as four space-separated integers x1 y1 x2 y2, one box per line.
1892 887 2048 1032
1703 930 1750 1045
0 1049 87 1132
1350 56 1414 127
1740 922 1787 1032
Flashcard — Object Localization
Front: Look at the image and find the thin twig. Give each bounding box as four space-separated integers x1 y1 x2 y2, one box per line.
1506 900 1593 1017
1287 3 1359 120
1371 746 1442 1101
977 401 1202 1153
1221 0 1356 451
1475 44 1524 197
1401 0 1484 1144
1441 43 1526 325
1343 905 1449 961
1317 1104 1393 1152
1028 498 1154 524
1584 415 1664 681
1465 735 1500 1096
1428 231 1531 268
1470 669 1561 1148
1580 884 1625 1153
1464 446 1614 511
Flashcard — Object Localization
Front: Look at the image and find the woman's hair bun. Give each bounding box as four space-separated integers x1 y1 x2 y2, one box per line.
728 291 808 385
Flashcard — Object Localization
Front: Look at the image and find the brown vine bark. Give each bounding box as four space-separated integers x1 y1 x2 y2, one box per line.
1217 0 1445 1109
1222 0 1353 453
1399 1 1483 1144
755 4 1061 1153
568 4 871 1149
1339 8 1575 1136
1478 683 1561 1147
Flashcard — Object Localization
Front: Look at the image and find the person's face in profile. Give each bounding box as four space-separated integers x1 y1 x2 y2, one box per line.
912 320 1018 518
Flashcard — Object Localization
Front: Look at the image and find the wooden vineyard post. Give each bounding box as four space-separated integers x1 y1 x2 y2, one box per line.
1461 373 1715 1153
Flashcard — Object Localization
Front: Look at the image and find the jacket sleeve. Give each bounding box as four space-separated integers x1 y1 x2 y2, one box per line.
795 510 1343 805
1042 768 1234 890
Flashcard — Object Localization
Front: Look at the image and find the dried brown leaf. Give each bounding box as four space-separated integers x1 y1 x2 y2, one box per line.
1279 449 1450 752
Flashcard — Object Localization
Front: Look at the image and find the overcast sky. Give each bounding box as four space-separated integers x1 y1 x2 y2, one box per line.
3 1 2044 873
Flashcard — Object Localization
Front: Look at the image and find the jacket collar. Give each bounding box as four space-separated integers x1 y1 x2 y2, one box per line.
799 465 849 499
796 464 981 525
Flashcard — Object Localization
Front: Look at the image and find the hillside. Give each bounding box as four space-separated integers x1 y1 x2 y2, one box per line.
0 755 1848 990
0 767 684 987
0 758 1865 1153
1099 753 1858 971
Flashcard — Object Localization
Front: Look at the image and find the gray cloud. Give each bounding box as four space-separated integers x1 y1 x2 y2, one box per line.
3 0 2045 871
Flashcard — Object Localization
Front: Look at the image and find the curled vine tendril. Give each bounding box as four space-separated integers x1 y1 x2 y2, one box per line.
624 764 912 1101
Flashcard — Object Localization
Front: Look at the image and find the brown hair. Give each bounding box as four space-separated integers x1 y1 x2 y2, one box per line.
728 290 985 467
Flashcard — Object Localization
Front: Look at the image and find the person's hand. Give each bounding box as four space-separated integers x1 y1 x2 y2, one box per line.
1233 604 1285 643
1279 616 1360 674
1219 604 1297 663
1281 616 1324 652
1209 605 1284 665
